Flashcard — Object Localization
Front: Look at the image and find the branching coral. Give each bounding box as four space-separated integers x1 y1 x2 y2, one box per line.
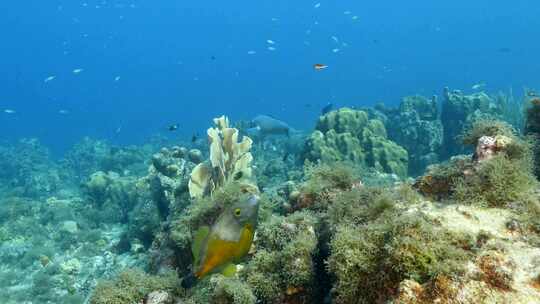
189 116 257 199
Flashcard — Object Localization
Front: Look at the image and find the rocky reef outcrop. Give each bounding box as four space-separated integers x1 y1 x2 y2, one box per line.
0 138 61 198
376 95 443 176
303 108 409 178
525 97 540 178
62 137 153 183
440 88 503 159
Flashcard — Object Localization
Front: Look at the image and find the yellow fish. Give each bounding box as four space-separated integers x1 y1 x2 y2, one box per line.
182 195 259 288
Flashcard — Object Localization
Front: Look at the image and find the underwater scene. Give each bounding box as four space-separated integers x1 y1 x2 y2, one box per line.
2 1 540 303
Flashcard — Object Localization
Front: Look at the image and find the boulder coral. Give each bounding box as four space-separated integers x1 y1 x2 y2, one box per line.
303 108 409 178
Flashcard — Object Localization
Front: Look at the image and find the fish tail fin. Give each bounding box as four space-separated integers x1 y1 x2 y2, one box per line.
181 273 198 289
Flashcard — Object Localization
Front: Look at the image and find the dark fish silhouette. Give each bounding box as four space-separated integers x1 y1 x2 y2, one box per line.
248 115 291 137
168 124 179 131
321 103 334 115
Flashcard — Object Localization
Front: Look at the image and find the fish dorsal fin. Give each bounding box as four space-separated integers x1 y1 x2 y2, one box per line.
192 225 210 267
221 263 237 277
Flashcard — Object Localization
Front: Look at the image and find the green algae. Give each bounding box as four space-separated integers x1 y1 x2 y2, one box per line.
185 275 256 304
327 214 473 304
453 154 538 208
242 211 319 303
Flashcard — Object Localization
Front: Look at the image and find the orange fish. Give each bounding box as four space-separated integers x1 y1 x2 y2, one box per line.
313 63 328 70
181 195 260 288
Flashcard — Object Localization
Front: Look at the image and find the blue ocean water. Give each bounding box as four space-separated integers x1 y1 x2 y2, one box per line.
1 0 539 154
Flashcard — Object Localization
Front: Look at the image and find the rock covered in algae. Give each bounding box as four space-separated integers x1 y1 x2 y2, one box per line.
414 118 538 207
303 108 408 178
145 146 196 211
82 171 145 223
241 211 319 303
377 95 443 176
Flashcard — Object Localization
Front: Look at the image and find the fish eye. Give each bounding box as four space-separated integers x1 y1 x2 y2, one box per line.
234 171 243 180
234 208 241 217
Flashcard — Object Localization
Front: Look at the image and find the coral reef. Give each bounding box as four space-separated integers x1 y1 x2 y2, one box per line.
82 171 144 223
376 95 443 176
525 97 540 178
0 138 61 198
62 137 154 183
303 108 409 178
3 87 540 304
440 88 504 159
144 145 196 212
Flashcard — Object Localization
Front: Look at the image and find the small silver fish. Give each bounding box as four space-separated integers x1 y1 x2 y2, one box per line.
267 46 276 51
314 3 321 8
44 76 56 83
4 109 15 114
266 39 275 45
73 68 84 74
472 83 485 90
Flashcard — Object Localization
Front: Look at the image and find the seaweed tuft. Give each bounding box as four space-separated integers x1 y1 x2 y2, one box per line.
327 213 473 303
89 269 181 304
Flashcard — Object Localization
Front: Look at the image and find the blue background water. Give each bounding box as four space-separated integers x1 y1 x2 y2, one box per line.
1 0 539 154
